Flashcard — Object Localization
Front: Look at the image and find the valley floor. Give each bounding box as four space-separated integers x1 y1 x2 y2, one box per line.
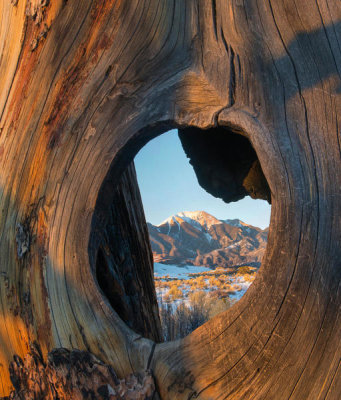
154 263 257 341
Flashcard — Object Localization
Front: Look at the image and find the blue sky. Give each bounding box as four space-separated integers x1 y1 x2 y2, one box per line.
135 130 271 229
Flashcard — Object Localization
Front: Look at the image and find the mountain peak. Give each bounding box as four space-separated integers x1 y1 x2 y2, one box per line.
158 211 222 229
149 211 268 269
222 218 247 227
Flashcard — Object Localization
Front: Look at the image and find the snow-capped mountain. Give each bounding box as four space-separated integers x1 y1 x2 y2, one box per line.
160 211 223 230
148 211 268 268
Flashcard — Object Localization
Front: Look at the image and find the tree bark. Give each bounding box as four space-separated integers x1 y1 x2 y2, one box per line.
89 162 162 343
0 0 340 399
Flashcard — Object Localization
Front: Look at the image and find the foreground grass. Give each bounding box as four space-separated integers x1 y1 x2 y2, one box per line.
155 265 257 341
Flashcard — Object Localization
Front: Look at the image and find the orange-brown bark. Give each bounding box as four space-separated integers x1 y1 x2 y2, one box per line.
0 1 340 399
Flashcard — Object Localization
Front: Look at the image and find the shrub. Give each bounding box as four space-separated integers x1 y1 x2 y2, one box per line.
237 266 255 275
158 290 233 341
168 286 183 300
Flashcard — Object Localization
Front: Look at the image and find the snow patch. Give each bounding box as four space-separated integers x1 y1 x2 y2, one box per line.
154 263 211 280
159 211 222 230
225 242 239 249
223 219 245 227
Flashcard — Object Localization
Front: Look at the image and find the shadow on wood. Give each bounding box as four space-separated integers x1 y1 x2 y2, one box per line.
0 0 340 399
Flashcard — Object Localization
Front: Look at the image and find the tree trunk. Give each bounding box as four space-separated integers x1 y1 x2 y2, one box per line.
0 0 340 399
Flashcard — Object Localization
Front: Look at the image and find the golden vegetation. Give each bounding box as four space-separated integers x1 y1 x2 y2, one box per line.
155 265 257 340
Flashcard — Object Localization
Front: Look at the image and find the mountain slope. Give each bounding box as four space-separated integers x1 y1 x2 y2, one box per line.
148 211 268 268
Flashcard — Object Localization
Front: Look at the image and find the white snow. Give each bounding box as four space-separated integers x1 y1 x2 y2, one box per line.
155 266 254 306
223 219 245 227
158 210 223 231
154 263 211 280
178 211 222 229
225 243 237 249
228 276 252 301
173 216 181 233
159 215 178 226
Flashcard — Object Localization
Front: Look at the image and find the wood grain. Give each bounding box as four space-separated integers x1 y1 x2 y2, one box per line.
0 0 340 398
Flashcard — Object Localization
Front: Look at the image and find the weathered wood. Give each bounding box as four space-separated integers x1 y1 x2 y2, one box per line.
89 162 162 342
178 126 271 203
6 343 156 399
0 0 340 399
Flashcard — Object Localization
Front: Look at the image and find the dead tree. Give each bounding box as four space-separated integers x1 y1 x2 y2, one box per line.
0 0 340 398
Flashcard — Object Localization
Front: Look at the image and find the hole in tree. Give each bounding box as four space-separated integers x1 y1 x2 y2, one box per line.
135 127 271 341
90 126 271 343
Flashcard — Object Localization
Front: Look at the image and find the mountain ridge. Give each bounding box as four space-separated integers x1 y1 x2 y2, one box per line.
148 211 268 269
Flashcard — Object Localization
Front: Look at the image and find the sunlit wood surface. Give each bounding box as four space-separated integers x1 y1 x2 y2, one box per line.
0 1 340 398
